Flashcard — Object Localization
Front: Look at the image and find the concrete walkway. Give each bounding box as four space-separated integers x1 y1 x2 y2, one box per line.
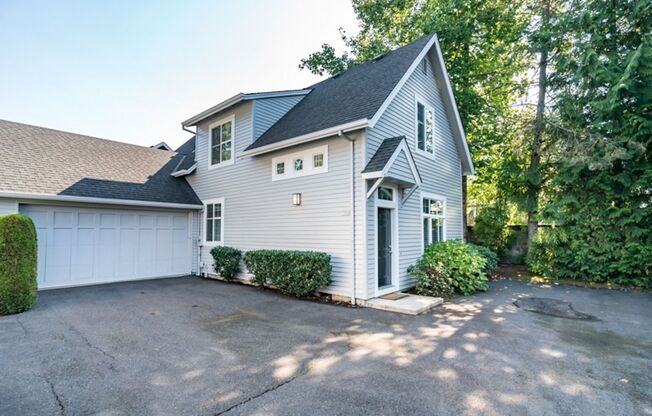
1 277 650 415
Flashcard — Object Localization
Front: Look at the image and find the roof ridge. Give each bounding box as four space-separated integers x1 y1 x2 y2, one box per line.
0 119 174 154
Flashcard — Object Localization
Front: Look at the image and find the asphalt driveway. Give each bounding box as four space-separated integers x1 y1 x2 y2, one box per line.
1 277 650 416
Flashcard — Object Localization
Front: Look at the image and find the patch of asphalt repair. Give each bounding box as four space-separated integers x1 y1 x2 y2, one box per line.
514 297 599 321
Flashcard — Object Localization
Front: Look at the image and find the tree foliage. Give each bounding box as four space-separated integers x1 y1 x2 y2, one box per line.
302 0 652 287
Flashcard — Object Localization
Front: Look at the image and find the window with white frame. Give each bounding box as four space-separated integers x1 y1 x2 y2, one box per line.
422 195 445 247
209 116 234 168
272 144 328 181
204 199 224 244
416 101 435 156
377 187 394 201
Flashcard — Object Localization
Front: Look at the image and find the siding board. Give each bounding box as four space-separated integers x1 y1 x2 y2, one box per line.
365 55 464 294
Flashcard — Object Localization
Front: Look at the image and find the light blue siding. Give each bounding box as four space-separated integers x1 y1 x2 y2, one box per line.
385 150 416 184
0 198 18 214
186 101 362 298
252 96 305 140
365 55 464 294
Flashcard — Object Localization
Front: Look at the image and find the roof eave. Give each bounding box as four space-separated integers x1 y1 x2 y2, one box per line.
239 118 369 158
182 89 312 127
0 191 203 210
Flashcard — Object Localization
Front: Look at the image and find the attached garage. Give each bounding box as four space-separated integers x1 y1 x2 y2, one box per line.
21 205 194 289
0 120 203 290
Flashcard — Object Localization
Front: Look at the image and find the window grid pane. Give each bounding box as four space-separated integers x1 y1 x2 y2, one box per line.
276 162 285 174
294 158 303 171
313 153 324 168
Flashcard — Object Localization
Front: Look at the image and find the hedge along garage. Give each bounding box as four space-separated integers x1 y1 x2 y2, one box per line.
20 204 194 289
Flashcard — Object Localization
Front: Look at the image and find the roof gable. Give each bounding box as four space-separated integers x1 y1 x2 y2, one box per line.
244 34 436 153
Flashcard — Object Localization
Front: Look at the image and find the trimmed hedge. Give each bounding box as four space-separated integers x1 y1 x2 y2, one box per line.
243 250 331 296
210 246 242 281
409 240 491 296
0 214 38 315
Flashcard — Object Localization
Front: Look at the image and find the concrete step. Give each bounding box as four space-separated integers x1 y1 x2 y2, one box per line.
364 293 443 315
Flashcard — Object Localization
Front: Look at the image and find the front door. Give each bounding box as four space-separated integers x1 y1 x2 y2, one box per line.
377 207 393 288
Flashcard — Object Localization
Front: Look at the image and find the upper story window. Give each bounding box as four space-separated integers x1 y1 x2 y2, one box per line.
272 144 328 181
422 194 446 249
378 187 394 201
208 115 235 169
204 198 224 245
416 101 435 156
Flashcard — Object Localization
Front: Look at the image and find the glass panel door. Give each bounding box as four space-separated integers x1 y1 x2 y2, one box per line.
377 207 392 288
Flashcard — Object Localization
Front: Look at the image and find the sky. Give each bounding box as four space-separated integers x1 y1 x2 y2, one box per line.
0 0 359 148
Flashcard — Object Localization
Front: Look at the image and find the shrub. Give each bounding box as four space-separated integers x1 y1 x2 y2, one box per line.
243 250 331 296
413 240 489 296
468 244 499 275
473 202 511 255
408 262 455 298
210 246 242 281
0 214 38 315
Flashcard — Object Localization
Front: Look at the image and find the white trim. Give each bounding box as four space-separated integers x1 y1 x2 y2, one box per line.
373 184 400 297
0 191 202 210
171 162 197 177
414 95 436 159
368 35 439 128
271 144 329 181
202 197 225 246
150 141 173 151
182 90 311 127
238 119 369 158
420 191 447 254
363 139 422 195
431 35 474 175
366 177 384 199
207 115 236 170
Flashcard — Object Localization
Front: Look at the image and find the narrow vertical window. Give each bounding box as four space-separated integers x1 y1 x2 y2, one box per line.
209 117 234 167
416 101 435 156
205 200 223 243
313 153 324 168
276 162 285 175
294 158 303 171
422 197 445 248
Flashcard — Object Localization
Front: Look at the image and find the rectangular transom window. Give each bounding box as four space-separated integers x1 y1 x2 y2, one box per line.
422 195 445 248
378 187 394 201
272 144 329 181
209 116 234 168
416 101 435 156
204 199 224 244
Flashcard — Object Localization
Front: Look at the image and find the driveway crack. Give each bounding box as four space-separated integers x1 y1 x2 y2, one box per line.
67 325 117 370
213 370 307 415
15 316 28 336
43 377 65 416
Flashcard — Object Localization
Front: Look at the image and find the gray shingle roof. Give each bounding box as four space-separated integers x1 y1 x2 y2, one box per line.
362 136 405 173
0 119 201 206
245 34 435 151
171 137 197 175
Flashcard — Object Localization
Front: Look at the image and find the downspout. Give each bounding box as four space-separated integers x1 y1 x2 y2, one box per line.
339 130 357 305
182 124 203 277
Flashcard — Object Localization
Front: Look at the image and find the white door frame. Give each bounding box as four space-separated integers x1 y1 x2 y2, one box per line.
374 184 399 297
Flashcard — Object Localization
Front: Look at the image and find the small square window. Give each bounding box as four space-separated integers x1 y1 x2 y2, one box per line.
378 187 393 201
313 153 324 168
276 162 285 175
294 158 303 171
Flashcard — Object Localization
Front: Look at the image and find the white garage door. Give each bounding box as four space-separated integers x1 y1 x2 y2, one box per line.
20 205 192 289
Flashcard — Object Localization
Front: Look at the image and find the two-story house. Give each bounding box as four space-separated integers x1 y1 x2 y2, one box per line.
0 33 473 304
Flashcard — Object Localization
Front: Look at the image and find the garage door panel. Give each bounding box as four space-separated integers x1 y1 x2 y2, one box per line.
21 205 193 289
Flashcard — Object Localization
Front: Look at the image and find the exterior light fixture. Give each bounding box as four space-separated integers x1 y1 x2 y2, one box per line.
292 193 302 206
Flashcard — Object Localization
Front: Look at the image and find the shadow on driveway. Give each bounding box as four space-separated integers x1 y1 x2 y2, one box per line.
1 276 650 415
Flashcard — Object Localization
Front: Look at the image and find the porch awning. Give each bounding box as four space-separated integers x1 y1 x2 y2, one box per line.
362 136 422 201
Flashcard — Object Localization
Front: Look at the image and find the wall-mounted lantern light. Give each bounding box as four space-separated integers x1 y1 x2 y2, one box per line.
292 193 302 206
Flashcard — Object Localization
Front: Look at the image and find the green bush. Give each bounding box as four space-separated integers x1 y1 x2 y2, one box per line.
0 214 38 315
210 246 242 281
469 244 499 275
408 261 455 298
526 227 560 277
243 250 331 296
473 202 511 255
411 240 489 296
